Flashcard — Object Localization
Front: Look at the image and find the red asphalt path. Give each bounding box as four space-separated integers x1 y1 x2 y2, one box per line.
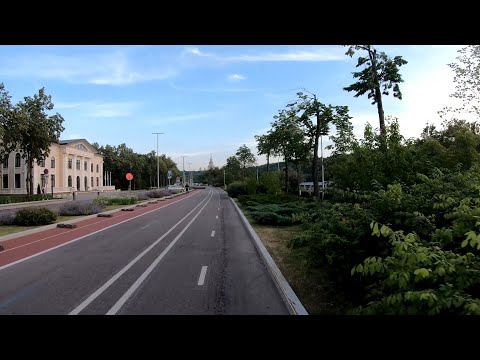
0 191 197 268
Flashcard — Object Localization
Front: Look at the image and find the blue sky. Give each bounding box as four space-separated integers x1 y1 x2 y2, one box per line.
0 45 464 171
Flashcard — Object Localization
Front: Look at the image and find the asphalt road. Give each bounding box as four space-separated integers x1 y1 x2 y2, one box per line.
0 187 289 315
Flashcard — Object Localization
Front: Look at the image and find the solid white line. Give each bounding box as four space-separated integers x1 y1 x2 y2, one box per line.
0 191 201 271
106 191 214 315
197 266 208 286
68 190 212 315
211 230 215 237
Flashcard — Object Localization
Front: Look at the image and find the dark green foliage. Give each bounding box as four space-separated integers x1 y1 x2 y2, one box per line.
0 194 53 204
15 207 57 226
0 212 16 225
226 181 248 198
246 177 257 195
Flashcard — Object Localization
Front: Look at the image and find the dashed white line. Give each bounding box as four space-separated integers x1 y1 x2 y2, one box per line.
197 266 208 286
105 191 214 315
211 230 215 237
216 215 218 219
68 190 212 315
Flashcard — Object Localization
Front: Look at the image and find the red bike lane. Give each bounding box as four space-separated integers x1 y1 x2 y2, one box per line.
0 191 197 269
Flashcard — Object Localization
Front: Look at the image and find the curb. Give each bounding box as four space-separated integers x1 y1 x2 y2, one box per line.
230 198 308 315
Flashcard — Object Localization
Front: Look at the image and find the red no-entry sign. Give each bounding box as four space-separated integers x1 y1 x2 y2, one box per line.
126 173 134 181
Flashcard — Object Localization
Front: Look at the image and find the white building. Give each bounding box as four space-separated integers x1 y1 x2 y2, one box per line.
0 138 115 195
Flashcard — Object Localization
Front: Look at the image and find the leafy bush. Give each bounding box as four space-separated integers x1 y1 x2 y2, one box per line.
145 189 172 198
0 212 16 225
227 182 247 198
250 211 293 226
93 196 138 206
15 207 57 226
0 194 54 204
246 177 257 195
259 172 282 195
135 193 149 201
58 202 104 216
351 222 480 315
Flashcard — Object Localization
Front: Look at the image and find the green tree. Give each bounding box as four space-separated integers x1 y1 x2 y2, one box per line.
1 87 65 196
288 91 353 199
224 155 241 184
236 144 256 180
343 45 408 145
440 45 480 120
255 133 276 172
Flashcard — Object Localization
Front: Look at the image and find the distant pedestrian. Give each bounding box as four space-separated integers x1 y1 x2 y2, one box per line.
185 183 190 193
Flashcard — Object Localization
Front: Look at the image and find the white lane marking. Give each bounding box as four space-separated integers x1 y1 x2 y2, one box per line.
218 208 220 211
140 224 151 230
106 191 214 315
68 190 212 315
197 266 208 286
0 191 201 261
216 215 218 219
211 231 215 237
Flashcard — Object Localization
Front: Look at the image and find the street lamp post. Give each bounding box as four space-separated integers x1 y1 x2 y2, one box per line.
180 156 188 186
223 169 226 189
188 162 192 186
152 132 164 189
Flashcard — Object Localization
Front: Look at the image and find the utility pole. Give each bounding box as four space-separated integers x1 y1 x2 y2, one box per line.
152 132 164 189
181 156 188 185
223 169 226 189
188 162 192 186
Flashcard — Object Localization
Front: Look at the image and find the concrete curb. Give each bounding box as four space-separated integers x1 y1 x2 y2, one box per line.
230 198 308 315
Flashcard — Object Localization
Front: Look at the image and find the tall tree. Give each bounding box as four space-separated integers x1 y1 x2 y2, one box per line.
343 45 407 145
255 133 275 172
225 155 241 184
270 109 306 194
288 92 352 199
1 87 64 196
236 144 256 180
440 45 480 120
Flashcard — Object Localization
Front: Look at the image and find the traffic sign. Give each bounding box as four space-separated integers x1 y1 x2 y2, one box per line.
44 168 49 175
176 177 180 183
167 170 172 179
126 173 134 181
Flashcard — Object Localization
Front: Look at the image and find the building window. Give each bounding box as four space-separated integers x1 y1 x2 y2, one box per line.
51 157 55 168
51 174 55 188
91 163 94 172
96 177 99 187
15 153 21 167
15 173 21 188
76 160 80 170
84 161 87 171
68 159 72 169
91 177 94 188
41 175 46 189
96 164 99 173
3 174 8 189
84 176 88 190
39 158 45 167
3 155 8 169
68 175 72 187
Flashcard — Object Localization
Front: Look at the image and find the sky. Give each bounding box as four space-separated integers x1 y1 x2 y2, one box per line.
0 45 466 171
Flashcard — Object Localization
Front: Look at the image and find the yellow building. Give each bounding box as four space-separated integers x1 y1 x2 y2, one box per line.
0 139 114 195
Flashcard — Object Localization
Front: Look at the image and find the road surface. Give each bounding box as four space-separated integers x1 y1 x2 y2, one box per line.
0 188 289 315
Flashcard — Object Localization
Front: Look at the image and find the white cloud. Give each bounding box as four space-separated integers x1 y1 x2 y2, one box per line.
169 82 258 93
228 74 246 81
0 50 177 86
150 112 221 125
55 101 140 118
183 46 345 63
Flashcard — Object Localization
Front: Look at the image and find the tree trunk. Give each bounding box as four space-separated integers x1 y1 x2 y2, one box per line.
284 158 289 194
266 154 270 172
313 112 321 200
368 47 386 148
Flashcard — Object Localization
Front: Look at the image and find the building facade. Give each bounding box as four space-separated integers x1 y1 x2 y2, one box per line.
0 139 114 195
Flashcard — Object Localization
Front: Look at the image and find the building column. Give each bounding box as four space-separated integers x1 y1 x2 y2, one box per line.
73 154 77 191
64 153 68 189
81 156 84 191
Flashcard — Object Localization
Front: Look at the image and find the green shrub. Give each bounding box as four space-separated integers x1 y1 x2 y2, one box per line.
250 211 293 226
15 207 57 226
246 177 257 195
0 194 54 204
227 182 247 198
351 222 480 315
259 172 282 195
58 202 104 216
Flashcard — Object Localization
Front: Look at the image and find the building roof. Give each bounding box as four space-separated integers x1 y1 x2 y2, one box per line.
58 139 101 156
